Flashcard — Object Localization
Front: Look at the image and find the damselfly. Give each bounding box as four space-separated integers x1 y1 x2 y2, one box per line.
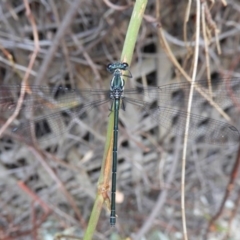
0 62 239 225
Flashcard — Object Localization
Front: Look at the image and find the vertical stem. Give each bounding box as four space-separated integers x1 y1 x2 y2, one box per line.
84 1 147 238
121 0 148 64
181 0 200 239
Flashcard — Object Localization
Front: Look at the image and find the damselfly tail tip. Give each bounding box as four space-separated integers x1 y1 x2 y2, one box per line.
110 216 116 226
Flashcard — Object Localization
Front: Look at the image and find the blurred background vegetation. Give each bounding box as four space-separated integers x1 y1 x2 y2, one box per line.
0 0 240 239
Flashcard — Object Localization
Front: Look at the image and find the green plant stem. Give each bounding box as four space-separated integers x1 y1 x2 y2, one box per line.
83 0 148 239
121 0 148 64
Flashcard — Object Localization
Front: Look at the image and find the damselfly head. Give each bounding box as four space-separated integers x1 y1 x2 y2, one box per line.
106 62 129 74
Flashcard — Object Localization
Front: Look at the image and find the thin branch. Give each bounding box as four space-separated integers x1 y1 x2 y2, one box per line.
201 2 212 95
158 26 232 123
0 0 39 138
181 0 200 239
34 0 83 85
29 147 86 228
205 145 240 237
133 133 182 239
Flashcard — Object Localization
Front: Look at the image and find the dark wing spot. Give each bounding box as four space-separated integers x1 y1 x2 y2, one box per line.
229 126 238 132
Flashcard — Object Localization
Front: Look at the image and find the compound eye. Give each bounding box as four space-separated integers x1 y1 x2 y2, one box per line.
106 63 114 72
123 62 128 68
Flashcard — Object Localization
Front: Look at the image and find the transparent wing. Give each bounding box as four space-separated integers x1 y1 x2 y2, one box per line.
0 84 110 113
124 78 240 109
7 98 110 145
1 81 239 146
124 97 240 146
0 85 110 144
